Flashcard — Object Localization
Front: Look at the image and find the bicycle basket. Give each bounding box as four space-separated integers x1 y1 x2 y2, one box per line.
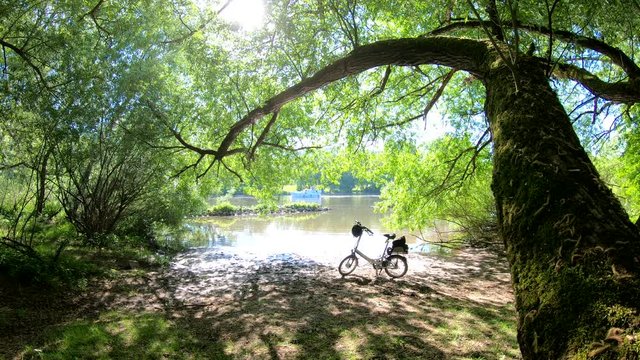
351 224 363 237
387 236 409 254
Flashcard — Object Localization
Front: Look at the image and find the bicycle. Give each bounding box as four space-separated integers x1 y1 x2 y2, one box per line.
338 221 409 278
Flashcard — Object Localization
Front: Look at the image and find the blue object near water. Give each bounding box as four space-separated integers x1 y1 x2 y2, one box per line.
291 189 322 203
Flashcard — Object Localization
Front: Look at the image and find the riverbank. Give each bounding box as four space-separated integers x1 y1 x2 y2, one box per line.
1 247 519 359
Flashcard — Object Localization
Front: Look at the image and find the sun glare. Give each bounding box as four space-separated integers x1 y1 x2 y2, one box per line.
219 0 265 31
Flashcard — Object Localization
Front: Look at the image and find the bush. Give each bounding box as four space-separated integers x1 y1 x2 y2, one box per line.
253 203 278 214
285 202 322 212
207 202 240 216
0 245 100 288
204 202 325 216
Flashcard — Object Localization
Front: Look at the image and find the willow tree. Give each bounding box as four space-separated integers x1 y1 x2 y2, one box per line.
152 1 640 358
0 0 219 250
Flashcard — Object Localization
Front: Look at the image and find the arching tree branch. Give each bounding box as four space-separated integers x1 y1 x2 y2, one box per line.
214 37 489 160
206 35 639 164
429 20 640 80
146 101 247 162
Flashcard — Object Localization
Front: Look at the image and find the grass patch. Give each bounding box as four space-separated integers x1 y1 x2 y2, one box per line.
19 311 230 359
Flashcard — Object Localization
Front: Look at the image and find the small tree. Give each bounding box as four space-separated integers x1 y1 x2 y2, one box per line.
55 130 156 246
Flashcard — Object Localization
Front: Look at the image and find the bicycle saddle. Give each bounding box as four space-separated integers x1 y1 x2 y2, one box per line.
383 233 396 239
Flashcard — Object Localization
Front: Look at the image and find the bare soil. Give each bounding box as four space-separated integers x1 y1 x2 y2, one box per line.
1 247 519 359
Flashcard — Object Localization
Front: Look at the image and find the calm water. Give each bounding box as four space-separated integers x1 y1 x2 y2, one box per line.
178 195 446 263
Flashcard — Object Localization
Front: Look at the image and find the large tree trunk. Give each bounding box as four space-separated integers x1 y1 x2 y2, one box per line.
484 56 640 358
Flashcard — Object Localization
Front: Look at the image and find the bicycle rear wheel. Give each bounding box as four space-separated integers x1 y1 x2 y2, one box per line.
384 255 408 278
338 255 358 276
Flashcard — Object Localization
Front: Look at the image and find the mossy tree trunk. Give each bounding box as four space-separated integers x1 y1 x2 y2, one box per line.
484 56 640 359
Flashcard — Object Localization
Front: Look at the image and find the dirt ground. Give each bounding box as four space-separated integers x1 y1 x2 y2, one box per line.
1 247 519 359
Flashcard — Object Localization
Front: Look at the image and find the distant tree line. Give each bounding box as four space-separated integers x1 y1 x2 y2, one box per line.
297 172 380 195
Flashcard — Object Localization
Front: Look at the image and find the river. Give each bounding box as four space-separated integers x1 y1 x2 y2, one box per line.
177 195 449 264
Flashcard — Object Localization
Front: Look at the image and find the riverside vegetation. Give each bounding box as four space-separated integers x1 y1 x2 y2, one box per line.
203 202 329 217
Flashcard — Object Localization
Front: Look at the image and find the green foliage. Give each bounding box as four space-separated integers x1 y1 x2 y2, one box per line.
0 247 49 283
207 202 240 216
0 244 98 288
252 203 280 214
205 201 323 216
615 110 640 220
284 202 322 212
591 123 640 222
357 135 496 244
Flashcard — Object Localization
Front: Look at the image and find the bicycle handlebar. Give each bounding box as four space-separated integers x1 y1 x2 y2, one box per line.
354 220 374 235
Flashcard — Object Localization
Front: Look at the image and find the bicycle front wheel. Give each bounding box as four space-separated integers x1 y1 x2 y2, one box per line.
384 255 408 278
338 255 358 276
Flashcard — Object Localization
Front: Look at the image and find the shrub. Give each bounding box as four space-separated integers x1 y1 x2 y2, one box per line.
286 202 321 211
207 202 240 216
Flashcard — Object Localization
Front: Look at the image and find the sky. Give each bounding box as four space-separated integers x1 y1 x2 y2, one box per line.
196 0 266 31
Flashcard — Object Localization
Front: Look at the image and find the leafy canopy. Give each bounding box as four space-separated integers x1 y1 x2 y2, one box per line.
2 0 639 230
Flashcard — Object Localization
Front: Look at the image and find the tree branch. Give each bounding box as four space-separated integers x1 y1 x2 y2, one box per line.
171 154 205 178
1 236 43 261
423 69 456 122
506 0 520 62
169 127 219 157
219 159 243 182
145 99 247 158
429 19 640 80
162 0 232 45
369 65 392 97
0 39 48 87
544 0 561 74
214 37 488 160
262 142 322 152
439 128 492 193
551 61 640 104
373 113 423 130
80 0 111 38
486 0 504 41
249 111 278 159
465 0 515 67
328 0 360 49
0 162 26 171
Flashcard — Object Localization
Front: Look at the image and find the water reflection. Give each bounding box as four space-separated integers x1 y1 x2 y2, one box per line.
174 195 451 262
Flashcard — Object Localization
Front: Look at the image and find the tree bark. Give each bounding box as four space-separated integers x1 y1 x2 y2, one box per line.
484 55 640 359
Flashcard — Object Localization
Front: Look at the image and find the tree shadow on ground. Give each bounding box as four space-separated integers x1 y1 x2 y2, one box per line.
1 249 519 359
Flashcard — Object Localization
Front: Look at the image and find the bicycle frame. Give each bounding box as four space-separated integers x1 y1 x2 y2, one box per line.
349 233 389 269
